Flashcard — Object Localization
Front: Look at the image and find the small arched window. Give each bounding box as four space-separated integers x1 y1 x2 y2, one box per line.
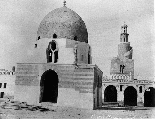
38 36 40 40
53 33 57 38
35 44 37 48
88 54 90 64
120 65 125 73
74 36 77 41
124 27 126 33
88 47 91 64
81 55 84 61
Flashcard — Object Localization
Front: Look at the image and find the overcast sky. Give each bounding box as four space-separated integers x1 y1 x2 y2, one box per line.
0 0 154 79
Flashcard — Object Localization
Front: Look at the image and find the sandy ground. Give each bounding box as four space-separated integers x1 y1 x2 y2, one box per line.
0 106 155 119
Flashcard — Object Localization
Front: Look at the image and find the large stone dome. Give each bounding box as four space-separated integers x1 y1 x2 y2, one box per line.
37 6 88 43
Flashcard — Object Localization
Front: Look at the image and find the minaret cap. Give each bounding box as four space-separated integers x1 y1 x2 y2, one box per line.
121 22 128 29
120 23 129 42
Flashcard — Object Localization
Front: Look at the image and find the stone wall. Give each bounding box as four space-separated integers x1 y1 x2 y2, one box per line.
102 77 155 106
76 42 90 64
118 42 132 59
93 66 103 109
14 63 102 109
110 57 134 79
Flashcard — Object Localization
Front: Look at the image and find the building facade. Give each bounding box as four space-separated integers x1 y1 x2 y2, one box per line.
0 69 15 98
102 24 155 107
14 4 103 109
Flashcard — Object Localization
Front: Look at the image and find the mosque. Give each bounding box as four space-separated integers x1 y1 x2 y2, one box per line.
102 24 155 107
14 2 102 109
12 2 155 109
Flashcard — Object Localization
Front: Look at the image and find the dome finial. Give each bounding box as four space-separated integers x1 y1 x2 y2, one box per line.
63 0 66 6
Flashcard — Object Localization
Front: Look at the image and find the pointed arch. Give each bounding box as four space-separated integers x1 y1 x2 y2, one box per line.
124 86 137 106
40 70 59 103
74 36 77 41
53 33 57 38
46 40 59 63
104 85 117 102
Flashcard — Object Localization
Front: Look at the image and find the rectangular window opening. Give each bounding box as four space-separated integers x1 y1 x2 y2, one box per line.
4 83 6 88
139 86 142 93
0 92 4 98
0 83 2 88
81 55 84 61
120 85 123 91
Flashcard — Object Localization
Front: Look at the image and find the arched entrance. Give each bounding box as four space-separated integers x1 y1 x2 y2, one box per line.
104 85 117 102
144 87 155 107
124 86 137 106
40 70 59 103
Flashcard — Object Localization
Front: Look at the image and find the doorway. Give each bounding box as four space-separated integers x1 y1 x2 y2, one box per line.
104 85 117 102
40 70 59 103
124 86 137 106
144 87 155 107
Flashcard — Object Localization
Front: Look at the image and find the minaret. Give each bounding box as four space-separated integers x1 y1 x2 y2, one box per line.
118 24 132 60
110 24 134 80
